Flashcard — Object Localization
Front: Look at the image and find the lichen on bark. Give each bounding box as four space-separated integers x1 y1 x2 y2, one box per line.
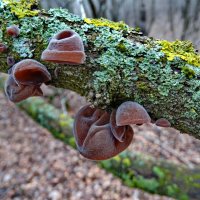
0 0 200 139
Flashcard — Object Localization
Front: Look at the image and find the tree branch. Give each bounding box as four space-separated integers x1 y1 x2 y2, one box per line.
0 0 200 139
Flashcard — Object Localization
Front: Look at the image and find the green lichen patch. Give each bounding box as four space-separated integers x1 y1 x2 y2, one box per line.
48 8 83 22
84 17 130 31
13 38 33 58
157 40 200 67
85 26 141 107
43 18 70 43
0 0 5 8
2 0 39 18
19 16 44 38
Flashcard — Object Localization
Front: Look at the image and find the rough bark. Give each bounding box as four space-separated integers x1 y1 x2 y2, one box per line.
0 1 200 139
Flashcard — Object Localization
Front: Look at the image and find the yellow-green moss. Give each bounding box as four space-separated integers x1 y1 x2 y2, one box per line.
3 0 39 18
116 41 127 53
84 17 129 31
181 66 196 78
158 40 200 67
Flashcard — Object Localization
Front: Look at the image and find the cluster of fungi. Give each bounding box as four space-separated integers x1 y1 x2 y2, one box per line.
1 26 171 160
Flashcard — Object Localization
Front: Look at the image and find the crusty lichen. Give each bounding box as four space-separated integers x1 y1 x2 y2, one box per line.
84 17 130 32
157 40 200 67
2 0 39 18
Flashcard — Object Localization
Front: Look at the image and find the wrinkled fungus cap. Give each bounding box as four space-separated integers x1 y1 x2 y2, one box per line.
155 118 171 127
12 59 51 86
116 101 151 126
4 75 43 103
41 30 86 64
73 105 134 160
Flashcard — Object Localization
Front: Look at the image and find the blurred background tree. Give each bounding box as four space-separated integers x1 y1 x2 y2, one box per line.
40 0 200 50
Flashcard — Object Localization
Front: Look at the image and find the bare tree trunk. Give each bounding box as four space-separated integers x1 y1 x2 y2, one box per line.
181 0 191 40
139 0 147 35
168 0 175 39
86 0 98 18
147 0 155 34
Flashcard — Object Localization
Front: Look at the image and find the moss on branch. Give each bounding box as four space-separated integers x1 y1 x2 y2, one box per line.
0 0 200 139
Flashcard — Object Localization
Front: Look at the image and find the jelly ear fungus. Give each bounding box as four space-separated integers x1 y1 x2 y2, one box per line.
12 59 51 86
116 101 151 126
4 75 43 103
41 30 86 64
155 118 171 127
4 59 51 103
73 105 134 160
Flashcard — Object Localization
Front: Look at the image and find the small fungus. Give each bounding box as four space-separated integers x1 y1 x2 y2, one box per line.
0 43 7 53
41 30 86 64
12 59 51 86
73 105 134 160
155 118 171 127
6 25 20 37
116 101 151 126
4 75 43 103
7 56 15 67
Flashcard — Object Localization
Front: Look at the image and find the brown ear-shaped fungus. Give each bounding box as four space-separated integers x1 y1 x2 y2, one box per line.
110 110 126 142
6 25 20 37
12 59 51 86
155 118 171 127
116 101 151 126
73 105 134 160
0 43 7 53
41 30 86 64
4 75 43 103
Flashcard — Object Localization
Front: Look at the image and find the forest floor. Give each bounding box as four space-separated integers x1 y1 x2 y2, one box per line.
0 91 173 200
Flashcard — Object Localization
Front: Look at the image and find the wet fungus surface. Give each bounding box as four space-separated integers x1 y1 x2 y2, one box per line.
110 110 127 142
73 104 134 160
116 101 151 126
72 101 161 160
5 75 43 103
12 59 51 86
5 59 51 103
155 118 171 127
41 30 86 64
